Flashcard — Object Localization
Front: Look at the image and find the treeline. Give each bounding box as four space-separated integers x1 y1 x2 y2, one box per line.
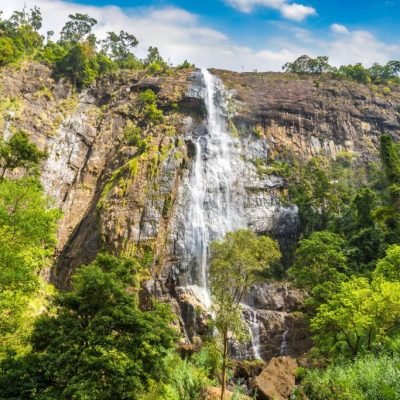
0 7 193 88
283 55 400 85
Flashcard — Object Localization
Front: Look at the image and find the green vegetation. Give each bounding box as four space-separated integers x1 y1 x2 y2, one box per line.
0 133 59 357
209 229 281 400
297 353 400 399
0 131 46 178
0 254 178 399
286 134 400 397
283 55 400 85
0 7 195 89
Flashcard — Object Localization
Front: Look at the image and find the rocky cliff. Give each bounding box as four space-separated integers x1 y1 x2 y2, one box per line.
1 62 399 360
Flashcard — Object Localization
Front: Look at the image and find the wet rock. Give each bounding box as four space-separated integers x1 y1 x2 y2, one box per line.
252 356 298 400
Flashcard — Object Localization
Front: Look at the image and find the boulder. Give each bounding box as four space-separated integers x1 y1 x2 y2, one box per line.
252 356 298 400
202 387 251 400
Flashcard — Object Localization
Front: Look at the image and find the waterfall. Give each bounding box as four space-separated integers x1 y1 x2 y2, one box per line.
181 69 265 360
246 308 262 360
182 68 244 309
280 330 289 356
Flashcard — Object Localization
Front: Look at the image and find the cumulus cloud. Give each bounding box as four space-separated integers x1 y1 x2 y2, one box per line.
1 0 398 71
280 3 317 21
225 0 316 21
331 23 349 35
225 0 284 13
328 30 400 66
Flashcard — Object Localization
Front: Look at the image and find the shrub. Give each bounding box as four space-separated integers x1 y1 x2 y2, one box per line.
300 353 400 399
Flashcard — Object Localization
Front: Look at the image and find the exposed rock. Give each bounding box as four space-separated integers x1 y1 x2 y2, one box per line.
252 356 298 400
214 69 400 162
2 63 399 362
202 387 251 400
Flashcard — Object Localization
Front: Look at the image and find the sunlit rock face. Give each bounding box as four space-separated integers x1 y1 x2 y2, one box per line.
2 62 400 360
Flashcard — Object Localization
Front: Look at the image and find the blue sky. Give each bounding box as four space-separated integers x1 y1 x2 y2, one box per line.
2 0 400 71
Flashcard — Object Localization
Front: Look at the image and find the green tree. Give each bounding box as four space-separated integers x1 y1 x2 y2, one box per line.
144 46 168 73
0 37 16 66
102 30 138 62
288 231 348 306
338 63 371 83
59 13 97 44
374 244 400 281
311 276 400 356
209 229 281 400
0 131 46 178
0 177 60 354
0 254 177 399
289 157 332 234
282 55 333 74
55 41 98 87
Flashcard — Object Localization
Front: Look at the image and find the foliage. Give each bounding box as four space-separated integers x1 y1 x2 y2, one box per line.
209 229 281 399
283 55 333 74
0 254 177 399
54 41 99 87
0 7 193 88
299 353 400 399
138 89 164 123
0 37 16 66
140 351 213 400
59 13 97 44
0 131 46 178
177 60 195 69
282 55 400 85
0 177 60 356
144 46 169 74
123 121 150 153
310 277 400 356
373 244 400 281
102 30 138 64
288 231 348 306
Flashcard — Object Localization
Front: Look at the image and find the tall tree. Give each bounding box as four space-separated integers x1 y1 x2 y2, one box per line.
0 254 177 399
311 276 400 356
59 13 97 44
0 177 60 355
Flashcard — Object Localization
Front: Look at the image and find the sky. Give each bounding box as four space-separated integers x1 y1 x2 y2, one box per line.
1 0 399 71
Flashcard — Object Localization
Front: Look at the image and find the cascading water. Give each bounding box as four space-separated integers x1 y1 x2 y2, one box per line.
280 330 289 356
182 68 244 309
246 307 262 360
181 68 266 360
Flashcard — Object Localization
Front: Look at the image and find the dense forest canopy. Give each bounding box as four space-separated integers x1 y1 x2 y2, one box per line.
1 5 400 400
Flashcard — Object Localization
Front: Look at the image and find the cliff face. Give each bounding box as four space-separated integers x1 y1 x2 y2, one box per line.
215 69 400 160
2 63 400 360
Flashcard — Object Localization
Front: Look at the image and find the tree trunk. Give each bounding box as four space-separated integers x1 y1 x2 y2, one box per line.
221 330 228 400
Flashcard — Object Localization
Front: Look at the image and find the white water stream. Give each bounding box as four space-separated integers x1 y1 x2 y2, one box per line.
183 68 244 309
182 69 263 359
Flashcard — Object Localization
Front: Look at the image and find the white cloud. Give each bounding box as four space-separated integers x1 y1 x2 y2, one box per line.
331 23 349 35
328 30 400 66
280 3 317 21
225 0 316 21
0 0 399 72
225 0 284 13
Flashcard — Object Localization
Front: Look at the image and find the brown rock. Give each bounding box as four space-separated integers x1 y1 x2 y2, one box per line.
202 387 251 400
252 356 298 400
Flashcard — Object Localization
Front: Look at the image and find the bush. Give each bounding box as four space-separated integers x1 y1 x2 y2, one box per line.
300 353 400 399
54 43 98 87
138 89 164 123
0 37 16 66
